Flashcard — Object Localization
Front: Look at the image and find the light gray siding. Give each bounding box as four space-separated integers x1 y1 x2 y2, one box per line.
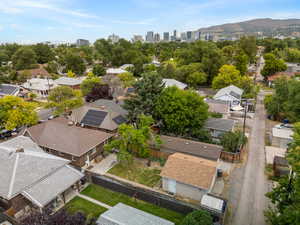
271 136 292 149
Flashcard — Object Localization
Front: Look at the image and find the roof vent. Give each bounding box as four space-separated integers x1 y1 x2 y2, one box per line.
68 121 74 126
16 148 24 153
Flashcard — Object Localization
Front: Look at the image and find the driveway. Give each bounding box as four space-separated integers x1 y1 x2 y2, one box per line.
228 92 272 225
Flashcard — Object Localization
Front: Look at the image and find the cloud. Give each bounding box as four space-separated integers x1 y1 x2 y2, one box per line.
0 26 3 31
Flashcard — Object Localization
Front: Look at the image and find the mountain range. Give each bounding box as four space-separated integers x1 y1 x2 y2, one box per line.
197 18 300 37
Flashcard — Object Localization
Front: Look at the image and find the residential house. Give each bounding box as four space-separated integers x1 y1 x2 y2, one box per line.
96 203 174 225
273 156 289 177
54 77 86 89
267 72 296 86
161 153 217 201
205 99 230 118
106 68 127 76
153 135 222 161
285 62 300 73
18 65 50 78
162 79 187 90
213 85 243 106
24 117 114 167
204 118 235 141
0 136 84 220
21 78 57 98
70 105 127 133
90 99 128 116
271 126 294 148
265 146 287 165
0 84 20 98
119 64 134 70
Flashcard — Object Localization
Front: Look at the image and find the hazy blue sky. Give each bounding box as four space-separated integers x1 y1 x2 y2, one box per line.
0 0 299 43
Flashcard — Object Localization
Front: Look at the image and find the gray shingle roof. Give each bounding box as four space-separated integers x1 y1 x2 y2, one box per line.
0 84 20 96
23 165 83 207
162 79 187 90
0 136 83 204
204 118 235 132
214 85 243 100
97 203 174 225
90 99 128 116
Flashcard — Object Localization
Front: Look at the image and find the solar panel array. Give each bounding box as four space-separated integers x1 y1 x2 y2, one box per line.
81 110 108 127
113 115 126 125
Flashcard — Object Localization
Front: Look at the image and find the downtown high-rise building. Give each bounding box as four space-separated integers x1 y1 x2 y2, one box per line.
154 33 161 42
146 31 154 42
132 35 144 42
108 34 120 43
163 32 170 42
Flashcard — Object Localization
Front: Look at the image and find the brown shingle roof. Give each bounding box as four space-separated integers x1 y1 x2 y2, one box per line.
25 117 114 157
161 153 217 190
267 72 296 81
158 135 222 161
18 65 50 78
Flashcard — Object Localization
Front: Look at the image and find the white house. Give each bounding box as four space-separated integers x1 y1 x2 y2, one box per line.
213 85 243 106
22 78 57 98
106 68 127 75
163 79 187 90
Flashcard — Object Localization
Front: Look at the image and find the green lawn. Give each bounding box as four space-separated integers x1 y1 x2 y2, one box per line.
65 196 107 220
108 161 161 188
81 184 185 225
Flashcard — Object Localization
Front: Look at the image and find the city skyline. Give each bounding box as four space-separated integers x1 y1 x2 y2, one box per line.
0 0 300 43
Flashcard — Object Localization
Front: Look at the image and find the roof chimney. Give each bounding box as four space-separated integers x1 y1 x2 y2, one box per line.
16 148 24 153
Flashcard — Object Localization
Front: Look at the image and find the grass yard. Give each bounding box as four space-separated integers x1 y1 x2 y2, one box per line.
108 160 161 188
65 196 107 220
81 184 185 225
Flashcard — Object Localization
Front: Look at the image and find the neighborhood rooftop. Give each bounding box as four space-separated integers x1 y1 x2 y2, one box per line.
204 118 235 132
0 136 83 206
272 127 294 139
96 203 174 225
25 117 114 157
158 135 222 161
214 85 243 100
0 84 20 96
54 76 85 86
162 79 187 89
161 153 217 190
90 99 128 116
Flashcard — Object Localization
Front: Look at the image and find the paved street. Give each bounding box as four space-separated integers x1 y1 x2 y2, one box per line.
230 92 271 225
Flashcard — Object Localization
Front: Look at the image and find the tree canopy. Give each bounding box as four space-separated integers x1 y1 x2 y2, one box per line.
261 53 287 78
155 86 209 138
47 86 83 115
12 46 37 70
180 210 213 225
0 96 38 130
212 64 242 89
80 76 102 96
123 71 165 122
265 122 300 225
104 115 161 165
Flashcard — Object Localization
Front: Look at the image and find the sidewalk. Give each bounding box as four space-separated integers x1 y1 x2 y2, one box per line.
77 193 112 209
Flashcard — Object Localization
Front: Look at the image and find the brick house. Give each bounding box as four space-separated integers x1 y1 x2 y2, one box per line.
24 117 114 167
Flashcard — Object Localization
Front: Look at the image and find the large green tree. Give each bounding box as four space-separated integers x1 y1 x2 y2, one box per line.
239 36 257 63
80 77 102 96
212 64 242 89
64 52 86 75
92 64 106 76
104 115 161 165
123 71 165 122
0 96 38 130
155 87 208 138
180 210 213 225
265 123 300 225
261 53 287 78
32 43 54 64
47 86 83 115
12 46 37 70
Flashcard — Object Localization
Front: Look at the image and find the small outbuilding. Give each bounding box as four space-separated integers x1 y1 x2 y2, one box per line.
204 118 235 141
161 153 217 201
213 85 243 106
96 203 174 225
271 126 293 149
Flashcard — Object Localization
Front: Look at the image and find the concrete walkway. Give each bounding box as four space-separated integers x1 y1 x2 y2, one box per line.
77 193 112 209
89 154 117 175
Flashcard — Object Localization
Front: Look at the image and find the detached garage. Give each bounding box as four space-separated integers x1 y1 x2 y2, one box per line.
160 153 217 201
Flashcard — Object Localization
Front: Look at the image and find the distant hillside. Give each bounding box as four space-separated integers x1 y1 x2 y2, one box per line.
197 18 300 37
